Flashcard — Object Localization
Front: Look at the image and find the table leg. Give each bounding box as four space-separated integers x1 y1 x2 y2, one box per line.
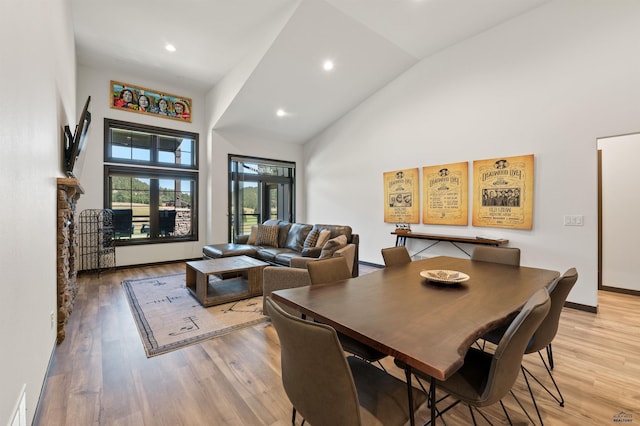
404 366 415 426
430 377 437 425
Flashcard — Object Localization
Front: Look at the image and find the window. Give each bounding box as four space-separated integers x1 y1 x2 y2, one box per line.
228 155 295 241
104 119 198 245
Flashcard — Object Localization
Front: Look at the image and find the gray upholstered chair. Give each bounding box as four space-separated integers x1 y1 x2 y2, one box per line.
262 244 356 318
483 268 578 424
306 256 388 366
471 246 521 266
381 246 412 267
397 288 551 425
306 256 353 285
265 297 427 426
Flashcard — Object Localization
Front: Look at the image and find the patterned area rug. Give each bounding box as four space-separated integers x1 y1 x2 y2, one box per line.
122 274 267 357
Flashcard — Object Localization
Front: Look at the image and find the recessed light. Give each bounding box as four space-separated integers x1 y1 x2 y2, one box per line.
165 44 176 52
276 109 287 117
323 60 334 71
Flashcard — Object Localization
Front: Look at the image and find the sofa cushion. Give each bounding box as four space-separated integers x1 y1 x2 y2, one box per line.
256 224 279 247
203 243 257 258
313 224 353 243
304 228 319 248
285 223 313 251
319 234 348 259
278 222 292 248
315 229 331 247
247 225 258 244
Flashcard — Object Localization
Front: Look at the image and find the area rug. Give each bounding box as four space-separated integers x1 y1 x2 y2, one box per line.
122 274 268 357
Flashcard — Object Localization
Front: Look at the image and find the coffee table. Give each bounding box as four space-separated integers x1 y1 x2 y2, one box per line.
186 255 269 307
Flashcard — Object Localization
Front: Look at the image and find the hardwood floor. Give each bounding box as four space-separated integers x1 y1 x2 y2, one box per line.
35 262 639 425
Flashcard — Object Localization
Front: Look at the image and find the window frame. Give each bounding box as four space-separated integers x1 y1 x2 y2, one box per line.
104 118 199 246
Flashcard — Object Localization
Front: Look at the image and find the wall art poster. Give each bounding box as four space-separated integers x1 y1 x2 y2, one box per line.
384 168 420 224
472 154 534 229
422 162 468 225
111 80 192 122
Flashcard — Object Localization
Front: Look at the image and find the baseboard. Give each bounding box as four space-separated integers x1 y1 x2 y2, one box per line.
564 301 597 313
599 285 640 297
32 338 58 425
359 260 384 269
78 258 200 274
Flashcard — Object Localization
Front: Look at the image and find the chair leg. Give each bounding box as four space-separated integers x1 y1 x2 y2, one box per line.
521 366 544 426
291 407 296 424
403 367 416 426
510 389 538 426
546 343 554 370
523 351 565 407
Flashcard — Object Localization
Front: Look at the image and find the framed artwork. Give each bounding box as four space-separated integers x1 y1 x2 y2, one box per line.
472 154 534 229
110 80 192 122
383 168 420 224
422 162 468 225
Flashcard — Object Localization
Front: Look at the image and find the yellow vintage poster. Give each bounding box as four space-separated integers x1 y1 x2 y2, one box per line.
472 154 534 229
383 168 420 223
422 162 468 225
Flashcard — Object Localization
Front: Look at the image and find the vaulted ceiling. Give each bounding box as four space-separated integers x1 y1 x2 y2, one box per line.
71 0 549 144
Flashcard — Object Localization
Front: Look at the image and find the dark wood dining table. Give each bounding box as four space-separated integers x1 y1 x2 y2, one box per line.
271 255 560 425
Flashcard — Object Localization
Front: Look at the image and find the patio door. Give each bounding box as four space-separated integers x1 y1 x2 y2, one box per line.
229 155 295 241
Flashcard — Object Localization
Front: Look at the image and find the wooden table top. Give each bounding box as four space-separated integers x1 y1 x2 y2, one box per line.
271 256 559 381
186 255 269 274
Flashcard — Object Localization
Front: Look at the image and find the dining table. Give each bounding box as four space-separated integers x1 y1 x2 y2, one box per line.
270 255 560 425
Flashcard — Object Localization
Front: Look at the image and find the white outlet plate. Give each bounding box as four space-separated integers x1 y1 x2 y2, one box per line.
564 215 584 226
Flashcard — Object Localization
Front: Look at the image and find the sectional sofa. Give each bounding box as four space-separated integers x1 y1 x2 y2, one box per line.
202 219 359 277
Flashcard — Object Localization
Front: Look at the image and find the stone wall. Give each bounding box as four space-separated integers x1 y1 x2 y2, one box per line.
56 178 83 343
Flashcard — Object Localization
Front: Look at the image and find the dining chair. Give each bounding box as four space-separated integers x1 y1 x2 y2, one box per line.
381 246 412 267
482 268 578 425
306 256 389 367
306 255 353 285
265 297 427 426
396 288 551 425
471 246 521 266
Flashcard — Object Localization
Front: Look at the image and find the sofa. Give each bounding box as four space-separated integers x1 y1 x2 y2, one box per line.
202 219 359 277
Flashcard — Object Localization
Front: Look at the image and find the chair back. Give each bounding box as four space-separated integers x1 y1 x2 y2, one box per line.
482 288 550 405
381 246 412 267
471 246 520 266
307 256 352 285
265 297 362 426
527 268 578 354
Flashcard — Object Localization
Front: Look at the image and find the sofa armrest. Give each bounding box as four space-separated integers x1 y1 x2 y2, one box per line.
301 247 322 258
235 234 249 244
290 257 315 269
262 266 311 317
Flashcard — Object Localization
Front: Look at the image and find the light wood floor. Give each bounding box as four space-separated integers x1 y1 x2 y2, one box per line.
35 262 640 425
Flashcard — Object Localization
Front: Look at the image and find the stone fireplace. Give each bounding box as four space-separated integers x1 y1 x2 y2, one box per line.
56 178 84 343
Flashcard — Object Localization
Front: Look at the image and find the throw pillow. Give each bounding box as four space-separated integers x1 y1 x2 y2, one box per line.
304 229 319 248
256 224 279 247
315 229 332 248
319 234 347 259
247 225 258 245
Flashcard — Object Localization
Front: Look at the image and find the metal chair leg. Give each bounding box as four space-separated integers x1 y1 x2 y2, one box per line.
524 351 565 407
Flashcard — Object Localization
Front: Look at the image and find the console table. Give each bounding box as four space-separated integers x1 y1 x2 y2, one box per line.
392 231 508 257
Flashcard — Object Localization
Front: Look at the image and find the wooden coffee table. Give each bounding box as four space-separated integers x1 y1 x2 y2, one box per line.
185 256 269 307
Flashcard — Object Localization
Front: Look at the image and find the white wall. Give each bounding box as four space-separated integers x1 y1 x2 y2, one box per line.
304 0 640 308
599 133 640 291
0 0 76 424
76 65 208 266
